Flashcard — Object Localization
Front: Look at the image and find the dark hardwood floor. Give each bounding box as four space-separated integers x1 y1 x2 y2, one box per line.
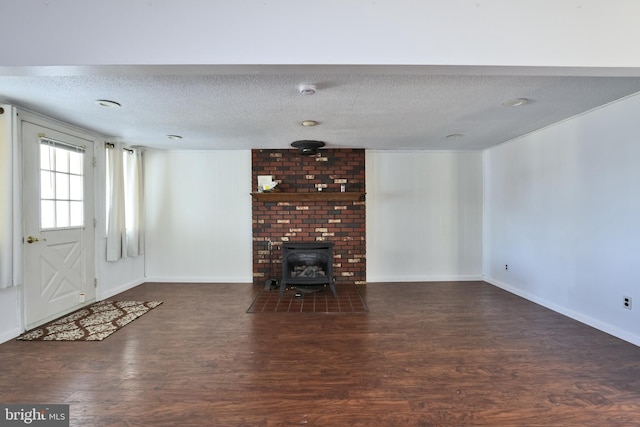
1 281 639 426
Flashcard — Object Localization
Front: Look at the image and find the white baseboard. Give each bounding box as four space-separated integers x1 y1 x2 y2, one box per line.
98 278 146 300
367 274 483 283
0 327 22 345
485 276 640 348
143 276 253 284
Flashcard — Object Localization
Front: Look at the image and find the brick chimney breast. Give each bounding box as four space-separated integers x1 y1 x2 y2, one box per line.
251 149 366 286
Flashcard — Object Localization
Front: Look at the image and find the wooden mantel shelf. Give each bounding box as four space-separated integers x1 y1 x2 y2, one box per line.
251 191 365 202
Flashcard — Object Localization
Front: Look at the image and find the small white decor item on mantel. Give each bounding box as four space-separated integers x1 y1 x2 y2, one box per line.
257 175 278 192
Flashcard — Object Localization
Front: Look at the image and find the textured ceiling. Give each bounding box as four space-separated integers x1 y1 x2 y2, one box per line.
1 65 640 150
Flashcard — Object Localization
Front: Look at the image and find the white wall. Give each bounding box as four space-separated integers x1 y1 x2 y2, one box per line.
367 151 483 282
2 1 640 70
484 93 640 346
144 150 252 282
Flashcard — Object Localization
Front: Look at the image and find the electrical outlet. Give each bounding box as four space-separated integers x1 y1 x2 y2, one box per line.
623 296 632 310
79 292 86 303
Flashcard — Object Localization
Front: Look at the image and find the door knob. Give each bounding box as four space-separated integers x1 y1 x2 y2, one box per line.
26 236 45 244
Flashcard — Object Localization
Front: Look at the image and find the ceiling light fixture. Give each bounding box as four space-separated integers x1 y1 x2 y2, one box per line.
167 135 183 140
300 120 319 127
95 99 121 108
299 84 316 95
502 98 529 107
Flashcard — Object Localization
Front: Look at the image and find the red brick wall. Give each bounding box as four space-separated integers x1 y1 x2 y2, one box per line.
252 149 366 286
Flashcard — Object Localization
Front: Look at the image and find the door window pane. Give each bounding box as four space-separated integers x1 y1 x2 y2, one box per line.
70 175 83 200
40 145 51 170
69 151 83 175
41 201 55 229
41 173 55 200
55 172 70 199
54 148 69 173
40 139 85 230
56 201 70 228
70 202 83 227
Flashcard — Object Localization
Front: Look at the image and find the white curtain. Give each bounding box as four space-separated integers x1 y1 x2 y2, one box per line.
0 109 13 288
106 144 144 261
105 143 125 261
123 149 144 257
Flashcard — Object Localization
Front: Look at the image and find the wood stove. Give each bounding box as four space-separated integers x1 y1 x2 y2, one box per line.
280 242 337 298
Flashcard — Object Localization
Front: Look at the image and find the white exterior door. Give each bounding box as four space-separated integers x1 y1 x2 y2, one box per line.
22 120 96 329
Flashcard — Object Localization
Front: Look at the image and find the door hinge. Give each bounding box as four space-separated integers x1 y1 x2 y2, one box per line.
94 278 98 288
93 218 97 228
92 157 97 167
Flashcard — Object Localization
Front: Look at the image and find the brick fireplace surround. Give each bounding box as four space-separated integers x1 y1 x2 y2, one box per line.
251 149 366 287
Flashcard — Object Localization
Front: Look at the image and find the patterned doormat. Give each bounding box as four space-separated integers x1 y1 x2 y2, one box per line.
247 284 368 314
17 300 163 341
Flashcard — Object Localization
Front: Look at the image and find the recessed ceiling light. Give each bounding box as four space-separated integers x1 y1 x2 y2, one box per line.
167 135 183 140
446 133 464 140
300 120 319 127
502 98 529 107
95 99 121 108
299 84 316 95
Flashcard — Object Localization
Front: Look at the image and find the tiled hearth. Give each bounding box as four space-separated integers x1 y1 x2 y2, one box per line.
251 149 366 287
247 284 368 313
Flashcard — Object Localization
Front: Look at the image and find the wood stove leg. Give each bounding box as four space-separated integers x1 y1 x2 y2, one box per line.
263 279 277 290
279 280 287 298
329 280 337 298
